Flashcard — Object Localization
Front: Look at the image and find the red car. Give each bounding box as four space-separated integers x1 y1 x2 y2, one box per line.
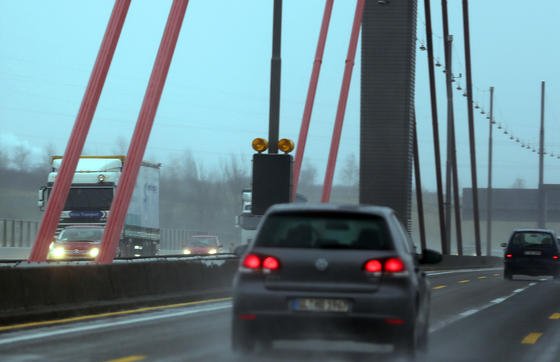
49 225 104 260
182 235 223 255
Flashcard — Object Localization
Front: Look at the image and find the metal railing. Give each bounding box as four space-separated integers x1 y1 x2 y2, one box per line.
0 218 239 251
0 219 39 247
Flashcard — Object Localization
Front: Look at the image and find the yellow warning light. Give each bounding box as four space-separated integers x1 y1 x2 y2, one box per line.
278 138 295 154
252 138 269 153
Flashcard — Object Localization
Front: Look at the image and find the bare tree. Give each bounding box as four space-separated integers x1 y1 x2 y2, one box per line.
41 142 58 170
0 148 9 168
511 178 526 189
12 145 31 170
340 153 358 186
112 135 129 154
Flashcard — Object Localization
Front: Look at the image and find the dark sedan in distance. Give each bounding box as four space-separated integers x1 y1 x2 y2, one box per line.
231 203 441 358
502 228 560 279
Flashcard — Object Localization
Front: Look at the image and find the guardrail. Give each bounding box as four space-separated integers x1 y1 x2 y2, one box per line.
0 255 238 324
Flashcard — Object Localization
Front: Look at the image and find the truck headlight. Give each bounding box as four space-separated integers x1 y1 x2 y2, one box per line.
183 248 191 255
89 247 100 258
51 246 65 259
208 248 217 255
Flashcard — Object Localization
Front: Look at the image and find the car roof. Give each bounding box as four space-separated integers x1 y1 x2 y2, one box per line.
266 203 395 217
510 228 557 238
511 228 556 234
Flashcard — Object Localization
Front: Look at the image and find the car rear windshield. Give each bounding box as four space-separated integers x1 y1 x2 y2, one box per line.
510 232 556 248
255 212 393 250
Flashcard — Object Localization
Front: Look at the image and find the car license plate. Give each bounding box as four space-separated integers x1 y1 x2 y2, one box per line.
524 250 542 256
291 298 350 312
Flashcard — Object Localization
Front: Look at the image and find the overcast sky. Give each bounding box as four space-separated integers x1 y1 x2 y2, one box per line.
1 0 559 190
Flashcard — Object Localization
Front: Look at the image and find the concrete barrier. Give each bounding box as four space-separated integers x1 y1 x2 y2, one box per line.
0 257 238 324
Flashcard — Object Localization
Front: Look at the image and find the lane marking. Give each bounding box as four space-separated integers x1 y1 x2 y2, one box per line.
477 276 487 279
490 297 507 304
513 288 525 293
426 267 502 276
0 301 231 346
459 309 478 317
0 297 231 333
521 332 543 345
106 356 146 362
549 313 560 320
493 273 500 277
432 285 447 290
458 279 470 284
430 283 534 333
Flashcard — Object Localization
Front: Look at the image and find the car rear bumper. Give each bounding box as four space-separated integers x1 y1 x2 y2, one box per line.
233 313 411 342
233 282 418 342
504 259 559 275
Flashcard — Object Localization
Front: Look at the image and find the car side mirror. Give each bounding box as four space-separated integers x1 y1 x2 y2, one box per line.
234 244 248 257
418 248 442 265
500 242 508 248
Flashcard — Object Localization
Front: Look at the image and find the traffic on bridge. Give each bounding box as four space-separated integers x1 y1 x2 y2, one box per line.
1 0 559 361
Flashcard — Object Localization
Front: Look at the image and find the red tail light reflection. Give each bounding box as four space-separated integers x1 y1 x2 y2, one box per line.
262 256 280 270
505 253 513 259
384 258 406 273
243 254 261 269
364 258 406 274
385 318 405 325
364 259 383 273
242 254 281 271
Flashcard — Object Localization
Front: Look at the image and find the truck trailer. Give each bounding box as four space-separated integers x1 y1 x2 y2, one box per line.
38 155 160 257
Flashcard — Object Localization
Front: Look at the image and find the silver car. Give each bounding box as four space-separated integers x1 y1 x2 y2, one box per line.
231 203 441 357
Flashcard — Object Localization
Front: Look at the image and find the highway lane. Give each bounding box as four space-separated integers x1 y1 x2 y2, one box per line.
1 268 558 361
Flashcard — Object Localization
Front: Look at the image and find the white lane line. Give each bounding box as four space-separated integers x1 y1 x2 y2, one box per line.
427 267 502 276
429 283 534 333
0 301 231 346
490 297 507 304
459 309 479 317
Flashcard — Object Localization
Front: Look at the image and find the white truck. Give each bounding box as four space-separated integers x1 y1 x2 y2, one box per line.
236 188 308 246
38 155 161 257
236 188 261 246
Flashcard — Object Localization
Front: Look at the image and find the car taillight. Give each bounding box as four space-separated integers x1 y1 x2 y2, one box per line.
262 256 280 270
364 259 383 273
553 255 559 260
364 258 406 274
242 254 261 269
385 257 406 273
505 253 513 259
242 254 280 272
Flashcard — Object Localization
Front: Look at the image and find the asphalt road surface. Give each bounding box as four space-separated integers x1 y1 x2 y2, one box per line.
1 268 559 361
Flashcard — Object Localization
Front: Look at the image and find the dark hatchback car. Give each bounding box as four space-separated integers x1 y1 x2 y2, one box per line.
231 204 441 357
503 228 560 279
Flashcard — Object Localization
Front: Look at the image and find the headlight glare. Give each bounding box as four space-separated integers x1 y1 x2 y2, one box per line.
89 247 100 258
51 246 65 259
